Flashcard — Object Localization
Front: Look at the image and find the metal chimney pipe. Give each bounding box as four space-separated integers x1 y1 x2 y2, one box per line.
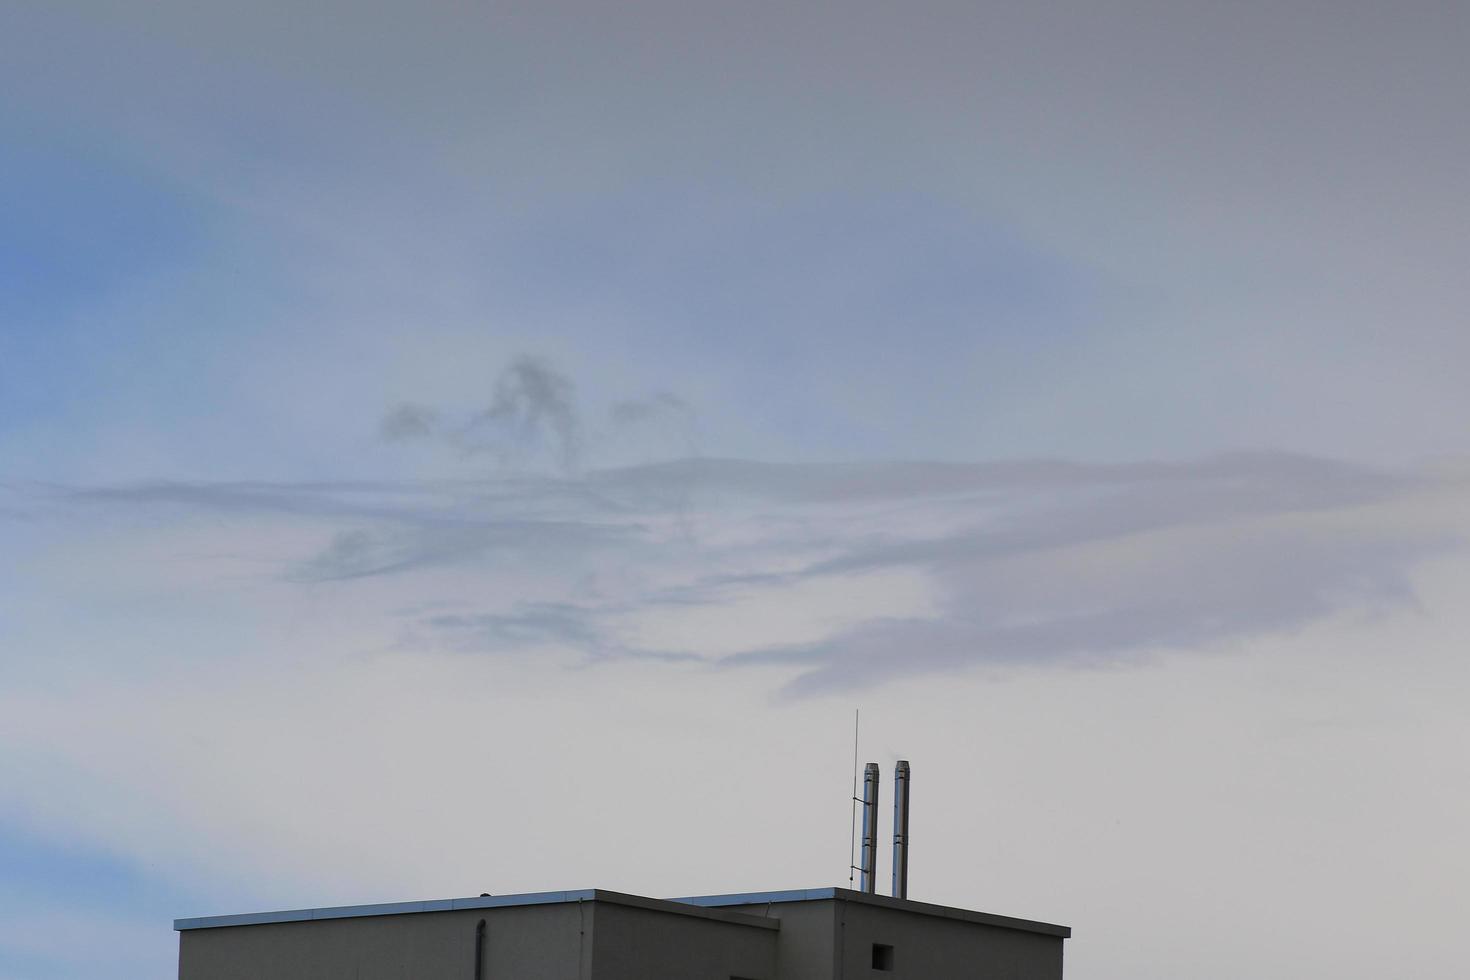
860 762 880 893
891 760 911 899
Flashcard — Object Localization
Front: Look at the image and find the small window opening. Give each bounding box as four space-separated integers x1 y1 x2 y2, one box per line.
872 943 895 971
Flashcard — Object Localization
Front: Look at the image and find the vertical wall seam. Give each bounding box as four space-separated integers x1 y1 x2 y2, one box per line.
835 901 845 980
578 898 588 980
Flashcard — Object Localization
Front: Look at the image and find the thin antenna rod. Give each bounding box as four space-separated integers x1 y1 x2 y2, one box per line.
847 709 859 888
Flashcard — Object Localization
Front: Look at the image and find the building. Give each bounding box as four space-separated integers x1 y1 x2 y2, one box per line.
174 885 1070 979
175 762 1070 977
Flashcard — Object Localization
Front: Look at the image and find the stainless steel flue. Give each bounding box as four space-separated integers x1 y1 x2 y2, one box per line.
860 762 881 893
892 760 911 899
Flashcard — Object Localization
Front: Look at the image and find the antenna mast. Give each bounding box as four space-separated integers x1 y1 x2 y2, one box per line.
847 709 859 888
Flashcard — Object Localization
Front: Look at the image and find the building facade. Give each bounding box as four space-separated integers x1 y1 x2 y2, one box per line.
175 886 1069 979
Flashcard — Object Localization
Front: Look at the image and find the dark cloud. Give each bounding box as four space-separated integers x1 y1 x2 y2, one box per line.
288 520 641 582
414 602 699 664
458 357 582 472
379 403 440 442
385 359 701 474
424 603 604 650
292 527 460 581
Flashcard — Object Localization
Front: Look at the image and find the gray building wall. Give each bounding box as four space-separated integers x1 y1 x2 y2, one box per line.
717 892 1065 980
589 898 776 980
832 899 1063 980
176 888 1068 980
179 902 591 980
722 898 837 980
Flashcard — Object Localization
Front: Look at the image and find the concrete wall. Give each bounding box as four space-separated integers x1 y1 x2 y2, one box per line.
589 899 776 980
178 891 1065 980
724 899 838 980
178 902 591 980
721 895 1064 980
832 901 1063 980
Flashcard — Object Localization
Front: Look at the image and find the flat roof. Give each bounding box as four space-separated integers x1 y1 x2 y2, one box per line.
672 888 1071 938
176 886 1069 939
174 889 775 933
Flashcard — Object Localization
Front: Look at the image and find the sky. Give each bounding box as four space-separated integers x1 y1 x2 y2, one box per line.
1 2 1467 977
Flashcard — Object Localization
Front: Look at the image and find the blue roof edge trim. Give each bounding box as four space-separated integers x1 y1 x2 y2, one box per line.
669 888 838 907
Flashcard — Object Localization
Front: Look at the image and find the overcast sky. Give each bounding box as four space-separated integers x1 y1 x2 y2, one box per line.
2 3 1468 978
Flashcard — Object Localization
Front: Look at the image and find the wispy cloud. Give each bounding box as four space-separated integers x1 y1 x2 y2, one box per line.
734 526 1441 697
14 451 1461 695
289 520 639 583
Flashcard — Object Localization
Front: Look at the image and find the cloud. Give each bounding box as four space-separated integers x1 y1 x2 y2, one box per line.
378 403 439 442
585 451 1411 508
380 358 701 475
421 603 605 652
734 526 1443 698
289 519 638 583
457 356 582 472
294 527 436 581
670 454 1453 695
419 602 702 664
13 451 1461 694
609 392 693 427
